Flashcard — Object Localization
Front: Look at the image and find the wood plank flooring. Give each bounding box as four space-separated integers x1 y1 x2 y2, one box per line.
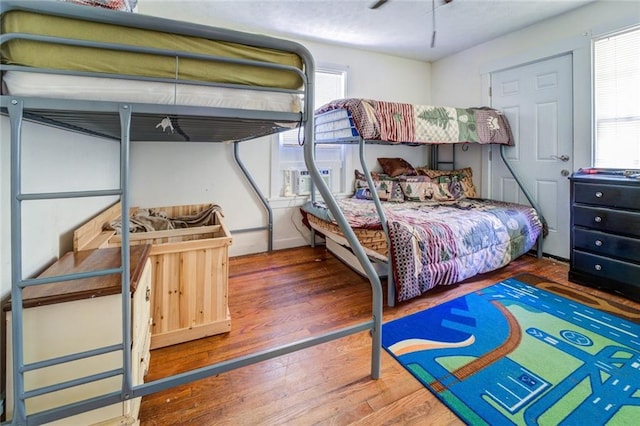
139 246 639 425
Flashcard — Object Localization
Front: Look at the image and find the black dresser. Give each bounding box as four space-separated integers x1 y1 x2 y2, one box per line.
569 170 640 301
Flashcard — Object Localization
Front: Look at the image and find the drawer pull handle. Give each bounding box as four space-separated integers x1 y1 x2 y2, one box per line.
145 287 151 302
594 264 602 271
595 240 603 247
594 216 602 223
595 191 603 198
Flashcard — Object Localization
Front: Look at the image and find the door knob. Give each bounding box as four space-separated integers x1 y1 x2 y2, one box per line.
552 154 570 162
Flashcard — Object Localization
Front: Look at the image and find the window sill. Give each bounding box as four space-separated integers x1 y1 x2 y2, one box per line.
269 192 351 209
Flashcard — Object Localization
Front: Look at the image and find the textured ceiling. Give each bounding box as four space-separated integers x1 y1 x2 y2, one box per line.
138 0 599 62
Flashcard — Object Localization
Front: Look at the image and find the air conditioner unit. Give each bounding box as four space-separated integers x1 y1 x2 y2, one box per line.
283 168 332 196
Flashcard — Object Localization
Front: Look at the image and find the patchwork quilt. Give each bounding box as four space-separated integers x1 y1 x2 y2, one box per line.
315 98 514 145
303 198 544 302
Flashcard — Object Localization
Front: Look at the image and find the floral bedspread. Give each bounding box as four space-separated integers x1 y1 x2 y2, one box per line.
315 98 514 145
303 198 544 302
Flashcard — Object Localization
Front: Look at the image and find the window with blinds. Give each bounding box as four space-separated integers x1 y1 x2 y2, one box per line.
276 66 349 196
281 68 346 146
593 26 640 169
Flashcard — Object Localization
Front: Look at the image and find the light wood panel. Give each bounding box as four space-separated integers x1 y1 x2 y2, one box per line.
73 202 232 349
139 246 639 425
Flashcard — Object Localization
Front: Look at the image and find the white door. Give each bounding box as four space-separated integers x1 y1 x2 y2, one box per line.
490 54 573 259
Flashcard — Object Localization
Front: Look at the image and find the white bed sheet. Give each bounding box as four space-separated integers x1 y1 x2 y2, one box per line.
2 71 302 113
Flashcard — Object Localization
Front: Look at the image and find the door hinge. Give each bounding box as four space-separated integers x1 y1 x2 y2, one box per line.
488 86 492 98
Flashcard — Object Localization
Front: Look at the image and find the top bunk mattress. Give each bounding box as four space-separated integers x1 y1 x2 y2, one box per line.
314 98 513 145
1 71 301 112
1 5 305 112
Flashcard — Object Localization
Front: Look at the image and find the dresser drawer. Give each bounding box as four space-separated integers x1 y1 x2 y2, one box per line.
573 205 640 237
572 250 640 286
132 259 152 346
574 228 640 263
573 182 640 209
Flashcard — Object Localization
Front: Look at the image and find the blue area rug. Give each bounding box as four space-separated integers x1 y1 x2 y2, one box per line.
382 277 640 425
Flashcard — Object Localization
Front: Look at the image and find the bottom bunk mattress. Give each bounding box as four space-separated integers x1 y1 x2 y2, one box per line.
302 197 544 302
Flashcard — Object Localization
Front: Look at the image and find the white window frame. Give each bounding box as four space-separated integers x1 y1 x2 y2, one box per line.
270 64 352 200
593 25 640 169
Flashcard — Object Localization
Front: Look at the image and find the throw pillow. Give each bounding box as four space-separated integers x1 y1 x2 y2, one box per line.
353 170 404 202
377 157 417 177
415 166 478 198
398 176 456 202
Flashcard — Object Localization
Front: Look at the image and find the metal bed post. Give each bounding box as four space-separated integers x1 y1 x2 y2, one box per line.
8 98 27 426
308 137 319 248
301 71 383 379
500 145 546 258
358 139 396 307
232 142 274 251
118 104 133 405
431 144 456 171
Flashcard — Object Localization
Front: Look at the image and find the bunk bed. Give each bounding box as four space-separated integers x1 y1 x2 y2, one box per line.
0 1 384 424
304 98 546 305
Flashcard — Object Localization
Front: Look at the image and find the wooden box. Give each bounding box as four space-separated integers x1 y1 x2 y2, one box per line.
74 202 232 349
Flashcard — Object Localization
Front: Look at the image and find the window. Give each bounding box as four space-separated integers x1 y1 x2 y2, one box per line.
276 66 349 197
593 26 640 169
280 67 346 146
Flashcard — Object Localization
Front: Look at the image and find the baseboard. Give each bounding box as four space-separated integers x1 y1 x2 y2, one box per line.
228 232 319 257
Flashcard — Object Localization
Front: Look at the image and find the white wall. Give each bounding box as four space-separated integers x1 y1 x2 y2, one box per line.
0 116 121 284
127 37 432 255
430 0 640 194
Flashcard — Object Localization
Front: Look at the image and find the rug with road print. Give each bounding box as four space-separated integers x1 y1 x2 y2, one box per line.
382 276 640 425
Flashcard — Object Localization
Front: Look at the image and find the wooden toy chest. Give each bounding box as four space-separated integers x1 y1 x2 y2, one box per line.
74 202 232 349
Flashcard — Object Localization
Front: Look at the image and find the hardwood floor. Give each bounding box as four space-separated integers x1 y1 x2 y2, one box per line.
139 246 639 425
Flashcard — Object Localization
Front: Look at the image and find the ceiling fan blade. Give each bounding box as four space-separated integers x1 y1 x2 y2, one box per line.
370 0 388 10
